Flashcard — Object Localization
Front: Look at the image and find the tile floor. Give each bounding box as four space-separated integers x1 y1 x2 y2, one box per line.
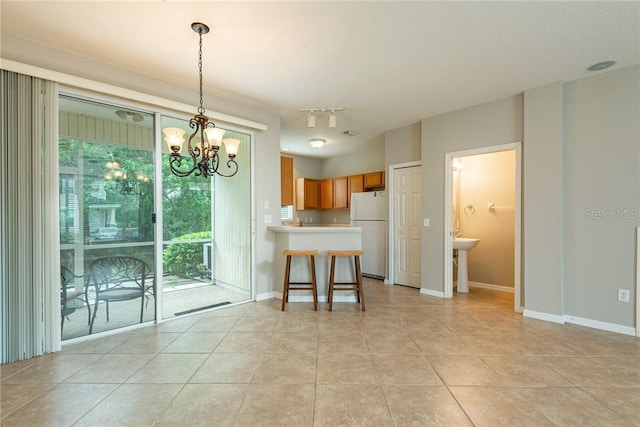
2 279 639 426
62 282 250 340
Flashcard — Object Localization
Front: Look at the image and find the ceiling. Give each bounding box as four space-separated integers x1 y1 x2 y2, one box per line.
2 1 639 159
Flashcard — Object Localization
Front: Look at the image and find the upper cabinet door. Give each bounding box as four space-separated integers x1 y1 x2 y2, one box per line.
364 171 385 189
333 176 349 209
320 179 334 209
296 177 320 210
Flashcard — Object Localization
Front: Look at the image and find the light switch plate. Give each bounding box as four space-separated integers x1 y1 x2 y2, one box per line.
264 214 272 224
424 218 430 227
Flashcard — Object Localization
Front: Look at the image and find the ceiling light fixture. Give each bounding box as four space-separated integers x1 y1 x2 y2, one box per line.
162 22 240 178
300 108 344 128
309 138 326 149
115 110 144 122
587 60 615 72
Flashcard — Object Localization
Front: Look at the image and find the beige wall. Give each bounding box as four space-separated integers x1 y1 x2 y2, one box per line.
562 65 639 326
421 95 524 293
523 82 564 316
320 135 385 178
385 122 421 167
456 151 515 287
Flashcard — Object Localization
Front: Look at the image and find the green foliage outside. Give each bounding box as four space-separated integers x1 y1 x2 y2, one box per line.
163 231 212 278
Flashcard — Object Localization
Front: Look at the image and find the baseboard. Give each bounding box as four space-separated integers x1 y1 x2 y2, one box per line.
468 281 514 293
256 291 277 301
214 279 251 295
420 288 445 298
523 309 565 324
564 315 636 336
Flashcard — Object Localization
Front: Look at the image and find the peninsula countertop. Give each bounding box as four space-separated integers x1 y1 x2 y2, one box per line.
268 224 361 233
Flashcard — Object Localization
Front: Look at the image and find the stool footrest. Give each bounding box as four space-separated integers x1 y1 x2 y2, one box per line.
287 284 316 290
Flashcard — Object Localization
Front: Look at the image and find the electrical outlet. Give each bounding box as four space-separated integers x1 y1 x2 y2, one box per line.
264 214 272 224
617 288 630 303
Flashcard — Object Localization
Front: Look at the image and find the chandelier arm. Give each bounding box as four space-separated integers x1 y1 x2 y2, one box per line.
168 154 198 178
211 158 239 178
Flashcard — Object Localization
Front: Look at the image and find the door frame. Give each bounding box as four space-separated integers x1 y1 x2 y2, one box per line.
388 160 422 286
444 142 522 312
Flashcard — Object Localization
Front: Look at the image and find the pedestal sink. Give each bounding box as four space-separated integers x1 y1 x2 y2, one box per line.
453 238 480 293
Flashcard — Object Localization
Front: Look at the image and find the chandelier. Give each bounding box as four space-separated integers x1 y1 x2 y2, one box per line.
104 160 150 195
163 22 240 178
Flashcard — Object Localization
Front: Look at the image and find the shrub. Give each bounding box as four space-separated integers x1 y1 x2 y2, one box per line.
163 231 211 278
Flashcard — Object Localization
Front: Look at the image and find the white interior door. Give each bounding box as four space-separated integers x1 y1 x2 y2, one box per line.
394 166 422 288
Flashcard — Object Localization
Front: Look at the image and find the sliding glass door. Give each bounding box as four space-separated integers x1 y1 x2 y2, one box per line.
59 96 155 339
160 116 252 318
58 95 253 340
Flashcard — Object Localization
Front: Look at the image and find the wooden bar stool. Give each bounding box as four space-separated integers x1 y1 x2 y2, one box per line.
281 250 319 311
327 250 365 311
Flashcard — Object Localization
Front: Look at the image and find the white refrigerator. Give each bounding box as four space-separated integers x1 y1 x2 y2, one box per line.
350 191 386 279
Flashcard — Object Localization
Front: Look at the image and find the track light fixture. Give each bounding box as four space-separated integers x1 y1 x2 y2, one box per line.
328 110 337 128
307 110 316 128
300 108 344 128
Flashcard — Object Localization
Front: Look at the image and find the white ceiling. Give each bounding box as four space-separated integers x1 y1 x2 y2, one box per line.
2 1 639 158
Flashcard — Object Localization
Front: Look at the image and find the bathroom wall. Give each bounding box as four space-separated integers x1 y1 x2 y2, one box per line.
456 151 515 288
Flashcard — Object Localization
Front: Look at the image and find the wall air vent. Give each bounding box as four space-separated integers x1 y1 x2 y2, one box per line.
342 130 359 137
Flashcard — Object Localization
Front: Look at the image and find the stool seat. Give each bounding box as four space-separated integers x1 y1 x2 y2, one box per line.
283 250 318 257
327 250 365 311
328 250 363 257
281 250 318 311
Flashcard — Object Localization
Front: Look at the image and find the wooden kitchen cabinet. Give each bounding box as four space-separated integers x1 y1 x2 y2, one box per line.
319 179 334 209
280 156 293 206
364 171 385 189
295 177 319 210
348 174 364 194
333 176 349 209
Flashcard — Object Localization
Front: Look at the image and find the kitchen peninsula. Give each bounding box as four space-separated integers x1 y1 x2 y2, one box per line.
268 225 362 303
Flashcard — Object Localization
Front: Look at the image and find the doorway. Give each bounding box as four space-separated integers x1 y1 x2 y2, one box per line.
444 143 522 312
388 162 422 288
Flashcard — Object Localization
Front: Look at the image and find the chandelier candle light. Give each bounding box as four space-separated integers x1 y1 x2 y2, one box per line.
163 22 240 178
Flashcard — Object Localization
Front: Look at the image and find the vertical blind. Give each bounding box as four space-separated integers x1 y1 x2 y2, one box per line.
213 131 252 293
1 70 59 364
